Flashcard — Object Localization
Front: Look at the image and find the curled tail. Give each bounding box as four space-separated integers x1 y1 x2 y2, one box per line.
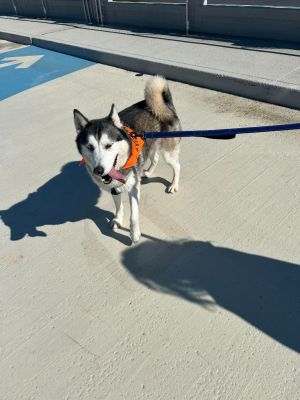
145 76 175 122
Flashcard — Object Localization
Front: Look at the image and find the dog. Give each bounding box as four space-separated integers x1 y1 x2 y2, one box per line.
74 76 181 243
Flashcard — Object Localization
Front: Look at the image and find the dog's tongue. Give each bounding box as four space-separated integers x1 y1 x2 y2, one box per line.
108 167 126 184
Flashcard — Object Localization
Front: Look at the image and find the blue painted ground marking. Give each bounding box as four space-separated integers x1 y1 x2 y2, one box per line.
0 46 94 100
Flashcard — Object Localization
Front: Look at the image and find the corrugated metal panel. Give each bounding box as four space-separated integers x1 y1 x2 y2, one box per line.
0 0 16 15
16 0 46 17
44 0 88 22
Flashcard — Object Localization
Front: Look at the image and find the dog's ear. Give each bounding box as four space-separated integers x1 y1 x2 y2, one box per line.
73 109 89 133
109 104 122 129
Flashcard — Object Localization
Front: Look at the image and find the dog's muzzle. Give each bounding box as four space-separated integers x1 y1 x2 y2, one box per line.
92 156 126 185
93 166 112 184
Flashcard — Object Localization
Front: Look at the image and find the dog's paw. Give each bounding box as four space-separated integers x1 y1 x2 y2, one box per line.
110 218 122 231
114 187 122 194
142 170 152 179
130 228 141 244
167 183 179 194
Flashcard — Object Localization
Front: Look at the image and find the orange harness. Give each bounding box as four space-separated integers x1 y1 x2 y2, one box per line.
122 125 144 169
80 125 144 169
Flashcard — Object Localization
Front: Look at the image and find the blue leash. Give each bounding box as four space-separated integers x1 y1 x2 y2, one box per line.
142 122 300 139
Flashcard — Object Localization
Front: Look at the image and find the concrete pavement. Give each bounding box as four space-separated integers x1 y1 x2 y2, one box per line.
0 40 300 400
0 16 300 109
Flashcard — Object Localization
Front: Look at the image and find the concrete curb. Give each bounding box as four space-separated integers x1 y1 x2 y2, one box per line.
1 28 300 110
0 30 32 45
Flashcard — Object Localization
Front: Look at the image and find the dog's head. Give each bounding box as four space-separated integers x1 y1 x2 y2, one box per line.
74 105 130 184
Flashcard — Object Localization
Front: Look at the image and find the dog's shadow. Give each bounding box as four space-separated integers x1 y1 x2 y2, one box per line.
0 161 131 245
122 240 300 353
141 175 170 193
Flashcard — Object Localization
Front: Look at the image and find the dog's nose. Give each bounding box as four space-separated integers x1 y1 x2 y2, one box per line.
93 166 104 176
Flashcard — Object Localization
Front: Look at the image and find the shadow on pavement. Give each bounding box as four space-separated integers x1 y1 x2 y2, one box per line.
141 175 170 191
0 161 131 245
122 239 300 352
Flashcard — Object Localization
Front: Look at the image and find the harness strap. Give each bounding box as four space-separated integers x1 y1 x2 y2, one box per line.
122 125 144 169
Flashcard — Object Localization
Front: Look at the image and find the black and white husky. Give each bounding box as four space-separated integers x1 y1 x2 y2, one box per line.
74 76 181 243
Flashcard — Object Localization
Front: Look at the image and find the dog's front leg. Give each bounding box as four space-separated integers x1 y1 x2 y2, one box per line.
128 183 141 244
110 191 123 230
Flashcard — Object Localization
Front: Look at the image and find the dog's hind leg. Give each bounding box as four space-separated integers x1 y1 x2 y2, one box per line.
128 183 141 243
143 150 159 178
162 147 181 193
111 192 124 230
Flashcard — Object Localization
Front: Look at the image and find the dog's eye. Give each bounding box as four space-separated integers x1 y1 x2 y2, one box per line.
105 144 112 149
87 144 94 151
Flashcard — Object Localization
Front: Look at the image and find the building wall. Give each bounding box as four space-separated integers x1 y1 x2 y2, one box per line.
1 0 299 42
